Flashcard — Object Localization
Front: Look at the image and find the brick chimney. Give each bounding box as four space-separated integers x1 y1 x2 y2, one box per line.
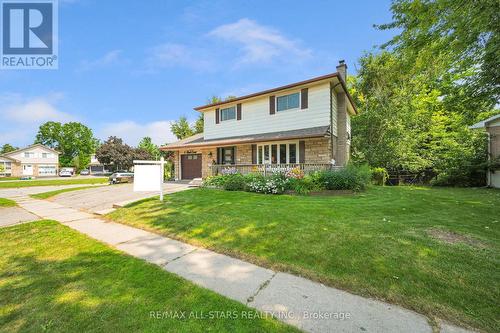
335 60 349 166
336 60 347 82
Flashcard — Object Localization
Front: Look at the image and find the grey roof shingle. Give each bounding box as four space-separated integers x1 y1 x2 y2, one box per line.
163 126 330 149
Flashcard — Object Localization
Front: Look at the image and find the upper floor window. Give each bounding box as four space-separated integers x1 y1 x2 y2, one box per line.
277 92 300 112
220 106 236 121
24 152 35 158
42 153 52 158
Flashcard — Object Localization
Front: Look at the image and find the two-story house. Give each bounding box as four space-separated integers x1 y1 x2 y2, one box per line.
0 144 60 177
163 61 356 180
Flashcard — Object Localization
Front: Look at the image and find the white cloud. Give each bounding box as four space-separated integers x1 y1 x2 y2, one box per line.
209 18 312 64
0 93 77 146
98 120 177 146
77 49 123 72
1 92 75 124
145 43 212 72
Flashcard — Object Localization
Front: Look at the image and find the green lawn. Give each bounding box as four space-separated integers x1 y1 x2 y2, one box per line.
0 220 297 333
0 178 108 188
0 177 20 181
0 198 16 207
30 185 106 199
108 186 500 332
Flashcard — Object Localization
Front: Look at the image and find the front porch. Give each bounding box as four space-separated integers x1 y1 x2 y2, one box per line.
210 163 341 176
171 136 335 180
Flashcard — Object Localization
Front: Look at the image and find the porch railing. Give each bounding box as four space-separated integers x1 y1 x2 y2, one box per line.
210 163 343 176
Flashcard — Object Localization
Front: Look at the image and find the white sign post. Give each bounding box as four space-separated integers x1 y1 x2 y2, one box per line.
133 157 165 201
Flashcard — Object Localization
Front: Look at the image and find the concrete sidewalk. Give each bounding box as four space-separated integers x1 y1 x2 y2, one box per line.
12 196 473 333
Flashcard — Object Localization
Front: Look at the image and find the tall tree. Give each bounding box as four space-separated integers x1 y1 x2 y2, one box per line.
35 121 98 169
138 137 160 159
170 116 194 140
193 114 204 134
0 144 17 154
377 0 499 104
95 136 135 171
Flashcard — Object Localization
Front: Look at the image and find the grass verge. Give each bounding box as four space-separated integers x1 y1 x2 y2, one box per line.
0 178 108 188
0 198 16 207
30 185 106 199
107 186 500 332
0 177 20 182
0 220 297 333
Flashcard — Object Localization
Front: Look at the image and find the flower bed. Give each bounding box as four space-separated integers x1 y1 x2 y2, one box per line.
203 165 372 195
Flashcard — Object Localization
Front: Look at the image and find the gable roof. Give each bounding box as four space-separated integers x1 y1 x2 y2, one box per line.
162 126 330 150
0 155 19 162
193 72 357 114
2 143 61 156
470 114 500 129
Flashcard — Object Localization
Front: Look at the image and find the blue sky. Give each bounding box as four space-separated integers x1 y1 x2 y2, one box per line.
0 0 397 147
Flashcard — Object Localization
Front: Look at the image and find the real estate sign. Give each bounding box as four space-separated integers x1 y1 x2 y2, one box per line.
133 158 165 200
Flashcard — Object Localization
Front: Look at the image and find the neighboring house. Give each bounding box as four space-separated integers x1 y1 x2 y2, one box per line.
470 114 500 188
162 61 356 180
0 144 60 177
89 155 111 175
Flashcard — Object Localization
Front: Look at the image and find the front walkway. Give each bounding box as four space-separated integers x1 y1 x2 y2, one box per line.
10 195 473 333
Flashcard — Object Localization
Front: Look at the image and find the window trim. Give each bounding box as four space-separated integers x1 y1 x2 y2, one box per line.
276 91 301 113
219 106 237 122
256 140 300 164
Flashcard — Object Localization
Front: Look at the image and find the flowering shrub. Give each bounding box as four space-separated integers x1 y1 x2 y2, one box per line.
285 167 304 179
247 173 288 194
203 164 370 195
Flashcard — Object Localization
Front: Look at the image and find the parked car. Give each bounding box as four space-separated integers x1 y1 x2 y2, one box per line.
59 170 72 177
109 171 134 184
59 167 75 176
80 169 90 176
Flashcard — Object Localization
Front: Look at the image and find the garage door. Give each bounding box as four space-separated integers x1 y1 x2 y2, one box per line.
181 154 202 179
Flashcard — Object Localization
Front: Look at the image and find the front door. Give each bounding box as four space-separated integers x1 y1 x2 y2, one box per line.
23 164 33 176
181 154 202 179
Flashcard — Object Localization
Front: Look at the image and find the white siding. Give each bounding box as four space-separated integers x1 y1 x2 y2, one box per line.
204 83 331 140
6 146 58 164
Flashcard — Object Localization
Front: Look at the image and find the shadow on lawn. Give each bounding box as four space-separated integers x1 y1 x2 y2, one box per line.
0 251 287 333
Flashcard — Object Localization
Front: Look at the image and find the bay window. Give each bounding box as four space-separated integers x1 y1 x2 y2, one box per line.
257 142 300 164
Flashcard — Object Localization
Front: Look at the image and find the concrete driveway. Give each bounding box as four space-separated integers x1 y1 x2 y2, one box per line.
0 207 39 227
51 182 191 213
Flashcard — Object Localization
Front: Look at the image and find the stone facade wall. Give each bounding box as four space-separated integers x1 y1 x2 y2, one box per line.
201 147 217 178
304 137 332 164
173 137 334 179
236 144 253 164
335 92 348 166
10 162 22 177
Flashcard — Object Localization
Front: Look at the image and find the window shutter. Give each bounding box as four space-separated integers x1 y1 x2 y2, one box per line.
217 147 221 164
237 103 242 120
269 96 275 114
251 144 257 164
301 88 308 109
299 141 305 163
215 108 220 124
232 146 236 164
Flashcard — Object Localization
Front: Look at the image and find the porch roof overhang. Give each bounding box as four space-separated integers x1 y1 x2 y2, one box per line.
161 126 330 150
0 155 20 163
